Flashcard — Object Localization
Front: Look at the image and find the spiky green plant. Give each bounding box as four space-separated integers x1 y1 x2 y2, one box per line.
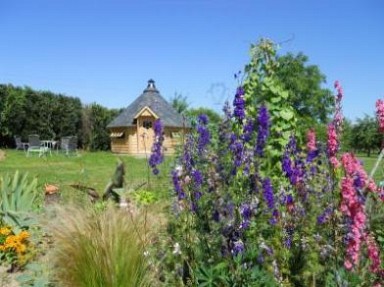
0 171 39 231
50 205 150 287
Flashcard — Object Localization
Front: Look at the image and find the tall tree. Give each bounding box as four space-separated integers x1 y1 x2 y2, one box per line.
275 52 334 127
81 103 120 151
350 115 381 156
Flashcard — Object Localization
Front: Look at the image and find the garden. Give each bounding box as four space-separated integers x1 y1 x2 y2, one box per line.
2 39 384 286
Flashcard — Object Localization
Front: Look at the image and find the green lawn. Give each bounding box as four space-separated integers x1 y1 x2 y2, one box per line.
0 149 174 204
1 149 383 204
358 154 384 183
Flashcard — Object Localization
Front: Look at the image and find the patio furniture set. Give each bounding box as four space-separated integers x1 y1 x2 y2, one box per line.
14 135 78 157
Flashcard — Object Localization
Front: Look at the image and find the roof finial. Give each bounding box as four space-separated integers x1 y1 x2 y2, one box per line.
147 79 156 89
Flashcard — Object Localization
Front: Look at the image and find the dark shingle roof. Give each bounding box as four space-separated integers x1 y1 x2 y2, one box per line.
107 80 187 128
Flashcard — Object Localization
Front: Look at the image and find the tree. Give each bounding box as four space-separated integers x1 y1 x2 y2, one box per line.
350 115 381 156
81 103 120 151
170 93 189 114
275 52 334 127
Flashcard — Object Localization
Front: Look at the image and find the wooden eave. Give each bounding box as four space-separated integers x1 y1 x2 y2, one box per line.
134 106 159 119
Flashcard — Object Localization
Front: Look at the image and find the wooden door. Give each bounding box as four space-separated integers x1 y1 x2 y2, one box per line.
137 116 155 153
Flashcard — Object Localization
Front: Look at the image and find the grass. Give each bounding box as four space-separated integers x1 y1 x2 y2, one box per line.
50 205 151 287
0 149 174 286
0 149 174 205
357 154 384 182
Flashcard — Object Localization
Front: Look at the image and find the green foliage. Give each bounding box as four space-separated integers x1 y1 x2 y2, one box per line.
170 93 190 114
0 171 39 231
159 38 384 286
81 103 120 151
349 115 381 156
133 190 157 205
275 52 334 126
51 206 150 287
0 84 120 150
244 38 297 171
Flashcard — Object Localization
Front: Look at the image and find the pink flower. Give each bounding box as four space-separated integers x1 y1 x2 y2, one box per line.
333 81 344 132
306 129 316 152
340 154 370 270
334 80 340 89
376 99 384 133
340 153 377 192
367 234 382 274
329 156 340 168
344 259 353 270
327 124 338 155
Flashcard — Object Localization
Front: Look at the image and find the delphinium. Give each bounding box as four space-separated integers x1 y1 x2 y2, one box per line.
326 81 344 168
255 104 270 157
148 119 164 175
160 41 384 287
233 86 245 121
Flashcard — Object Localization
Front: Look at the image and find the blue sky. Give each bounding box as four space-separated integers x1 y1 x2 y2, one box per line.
0 0 383 121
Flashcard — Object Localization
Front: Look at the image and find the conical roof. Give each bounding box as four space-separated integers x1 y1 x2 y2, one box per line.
107 80 187 128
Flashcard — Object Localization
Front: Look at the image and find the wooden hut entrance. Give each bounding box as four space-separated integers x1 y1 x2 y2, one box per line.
137 116 155 153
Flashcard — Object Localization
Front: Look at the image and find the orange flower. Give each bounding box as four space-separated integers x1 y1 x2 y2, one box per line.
0 226 11 236
15 243 26 254
18 231 30 241
5 235 19 249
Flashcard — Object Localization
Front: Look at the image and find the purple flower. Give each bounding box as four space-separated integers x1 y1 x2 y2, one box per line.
229 134 244 168
240 203 252 219
269 209 279 225
233 87 245 121
191 169 203 187
282 136 305 185
306 149 319 163
183 135 195 172
282 152 293 180
317 207 333 224
255 105 270 156
212 210 220 222
239 203 252 230
232 239 245 256
284 225 295 249
262 177 274 210
171 169 185 200
149 119 164 175
242 118 254 142
197 114 211 154
194 191 202 200
198 114 209 125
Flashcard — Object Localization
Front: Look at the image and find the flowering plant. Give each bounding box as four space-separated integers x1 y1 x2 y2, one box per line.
157 40 384 286
0 225 31 268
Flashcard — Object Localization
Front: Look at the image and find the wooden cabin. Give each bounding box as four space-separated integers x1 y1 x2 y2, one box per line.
107 79 189 154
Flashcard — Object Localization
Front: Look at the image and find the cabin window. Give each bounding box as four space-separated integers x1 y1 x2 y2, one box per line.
110 132 125 138
143 120 152 129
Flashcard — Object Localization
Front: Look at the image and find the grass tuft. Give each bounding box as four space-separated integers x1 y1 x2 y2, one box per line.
50 205 150 287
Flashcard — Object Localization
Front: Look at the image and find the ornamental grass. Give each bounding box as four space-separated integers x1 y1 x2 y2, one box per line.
50 205 150 287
